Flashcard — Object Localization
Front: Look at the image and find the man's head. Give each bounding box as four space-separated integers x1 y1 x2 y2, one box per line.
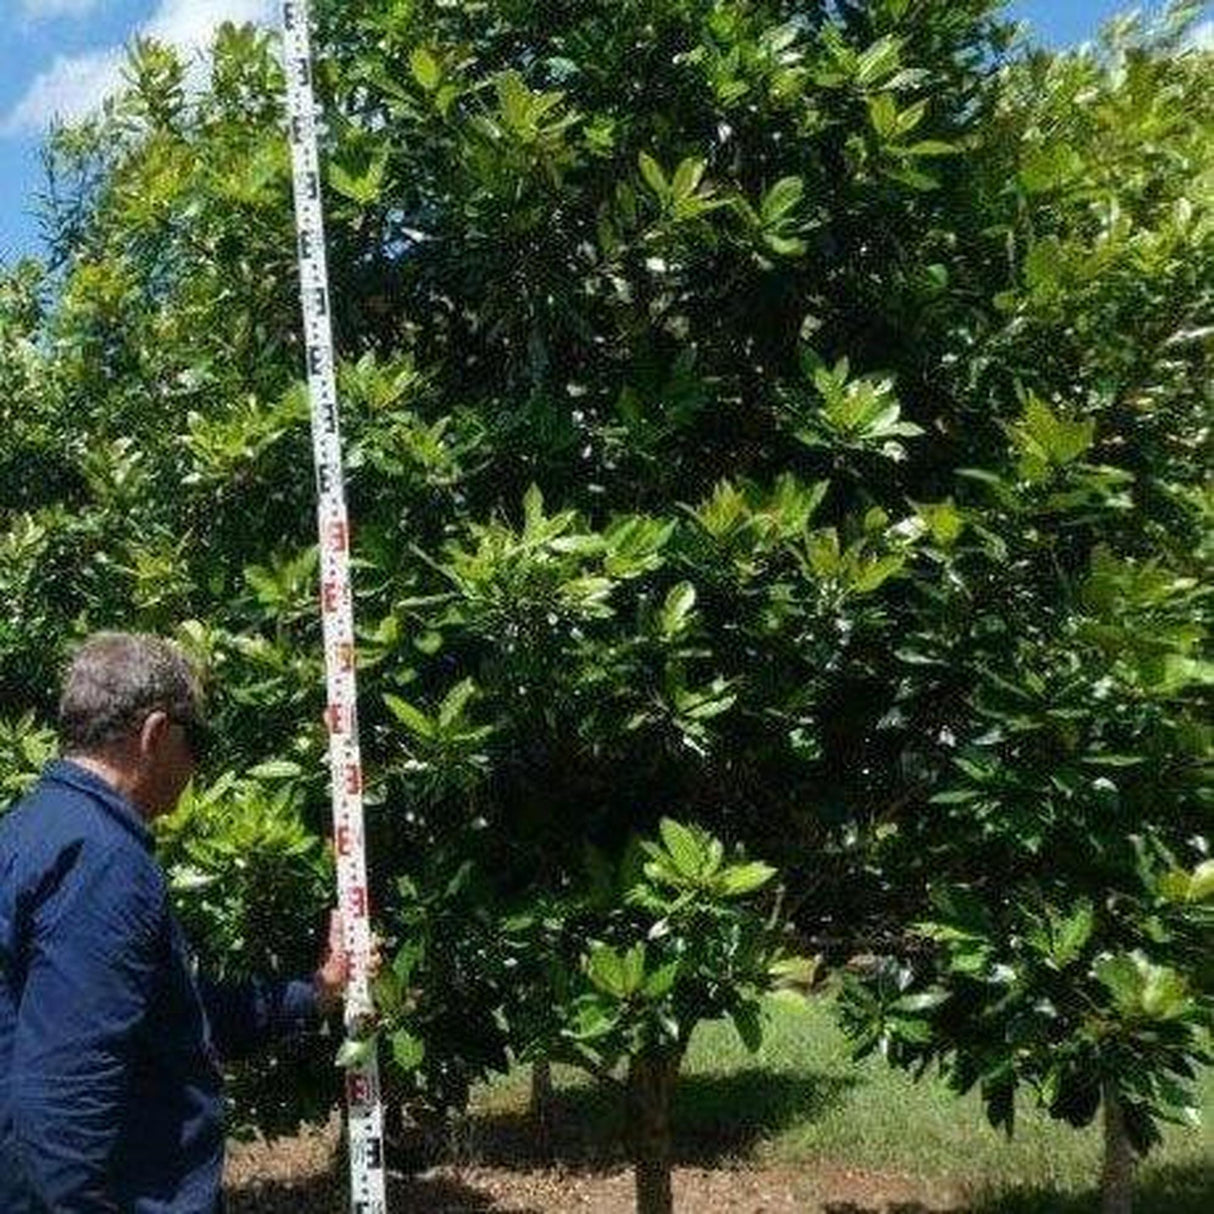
58 632 208 818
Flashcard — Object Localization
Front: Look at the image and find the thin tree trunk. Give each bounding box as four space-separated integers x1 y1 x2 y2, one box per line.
628 1051 681 1214
1101 1084 1134 1214
530 1058 554 1158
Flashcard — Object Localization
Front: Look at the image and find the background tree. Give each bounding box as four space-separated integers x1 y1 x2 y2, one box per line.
833 10 1213 1213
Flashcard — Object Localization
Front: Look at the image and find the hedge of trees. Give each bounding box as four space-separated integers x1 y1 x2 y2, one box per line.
1 3 1210 1212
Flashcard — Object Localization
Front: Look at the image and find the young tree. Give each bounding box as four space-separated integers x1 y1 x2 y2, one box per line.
371 818 809 1214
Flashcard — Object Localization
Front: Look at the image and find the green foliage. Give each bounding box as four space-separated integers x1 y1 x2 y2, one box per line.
780 352 924 460
155 770 332 980
832 8 1213 1156
0 714 58 810
550 819 800 1072
365 857 513 1118
154 769 336 1135
372 817 804 1210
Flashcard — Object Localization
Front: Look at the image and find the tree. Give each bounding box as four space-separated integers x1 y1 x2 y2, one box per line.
1 3 1210 1210
370 818 809 1214
835 10 1213 1212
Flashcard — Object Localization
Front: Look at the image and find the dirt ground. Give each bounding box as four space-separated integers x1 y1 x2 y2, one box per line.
224 1121 966 1213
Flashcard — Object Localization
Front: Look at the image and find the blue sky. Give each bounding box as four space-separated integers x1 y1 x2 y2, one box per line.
1 1 1211 265
0 0 274 263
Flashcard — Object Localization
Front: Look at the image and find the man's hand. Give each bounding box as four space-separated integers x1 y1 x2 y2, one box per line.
312 910 381 1017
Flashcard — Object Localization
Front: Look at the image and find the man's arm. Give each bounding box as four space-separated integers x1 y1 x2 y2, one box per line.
196 973 320 1061
198 910 350 1061
12 843 163 1213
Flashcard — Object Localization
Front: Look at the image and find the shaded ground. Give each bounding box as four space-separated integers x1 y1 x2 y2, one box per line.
453 1068 860 1170
224 1007 1212 1212
225 1130 962 1214
223 1105 1213 1214
223 1109 963 1212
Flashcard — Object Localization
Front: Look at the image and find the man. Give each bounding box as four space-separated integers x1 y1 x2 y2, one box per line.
0 632 350 1212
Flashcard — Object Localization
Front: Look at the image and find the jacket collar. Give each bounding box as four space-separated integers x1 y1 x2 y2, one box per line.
40 758 155 851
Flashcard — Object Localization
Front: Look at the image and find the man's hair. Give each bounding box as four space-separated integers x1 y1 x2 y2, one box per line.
58 632 204 755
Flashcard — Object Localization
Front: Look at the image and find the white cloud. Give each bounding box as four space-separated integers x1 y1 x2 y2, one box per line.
144 0 275 56
1185 20 1214 51
21 0 101 19
1 0 276 137
0 48 125 136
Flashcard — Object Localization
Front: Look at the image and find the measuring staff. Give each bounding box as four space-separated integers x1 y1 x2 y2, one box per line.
280 2 388 1210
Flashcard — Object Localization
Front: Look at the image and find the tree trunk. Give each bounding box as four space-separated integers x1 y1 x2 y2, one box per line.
1101 1084 1135 1214
628 1051 681 1214
530 1058 554 1158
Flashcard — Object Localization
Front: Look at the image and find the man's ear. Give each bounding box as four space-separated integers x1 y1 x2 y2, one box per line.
139 709 171 757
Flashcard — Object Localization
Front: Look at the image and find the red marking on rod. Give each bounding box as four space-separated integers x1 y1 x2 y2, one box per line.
346 1071 372 1105
285 1 385 1203
327 520 349 552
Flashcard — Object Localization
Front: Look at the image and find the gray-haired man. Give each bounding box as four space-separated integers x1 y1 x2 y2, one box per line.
0 632 349 1213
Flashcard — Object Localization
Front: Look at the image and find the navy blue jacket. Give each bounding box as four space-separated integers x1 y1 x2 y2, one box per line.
0 761 319 1213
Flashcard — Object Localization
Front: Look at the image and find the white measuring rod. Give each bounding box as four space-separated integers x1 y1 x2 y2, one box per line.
279 2 387 1210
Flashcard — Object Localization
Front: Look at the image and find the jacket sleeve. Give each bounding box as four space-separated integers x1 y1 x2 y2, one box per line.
197 973 320 1062
11 842 164 1213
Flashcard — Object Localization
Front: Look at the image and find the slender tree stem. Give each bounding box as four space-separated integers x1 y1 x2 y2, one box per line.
1101 1084 1134 1214
530 1058 554 1159
629 1051 681 1214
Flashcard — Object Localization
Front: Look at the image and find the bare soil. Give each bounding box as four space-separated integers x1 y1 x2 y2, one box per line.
224 1120 967 1213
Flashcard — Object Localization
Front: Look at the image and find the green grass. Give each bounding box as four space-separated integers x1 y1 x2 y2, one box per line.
466 995 1213 1211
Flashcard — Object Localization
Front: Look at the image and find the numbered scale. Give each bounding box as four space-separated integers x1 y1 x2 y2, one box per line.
279 2 387 1210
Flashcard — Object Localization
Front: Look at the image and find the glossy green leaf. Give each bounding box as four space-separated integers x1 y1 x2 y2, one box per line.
390 1029 426 1071
410 45 441 91
718 860 776 897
